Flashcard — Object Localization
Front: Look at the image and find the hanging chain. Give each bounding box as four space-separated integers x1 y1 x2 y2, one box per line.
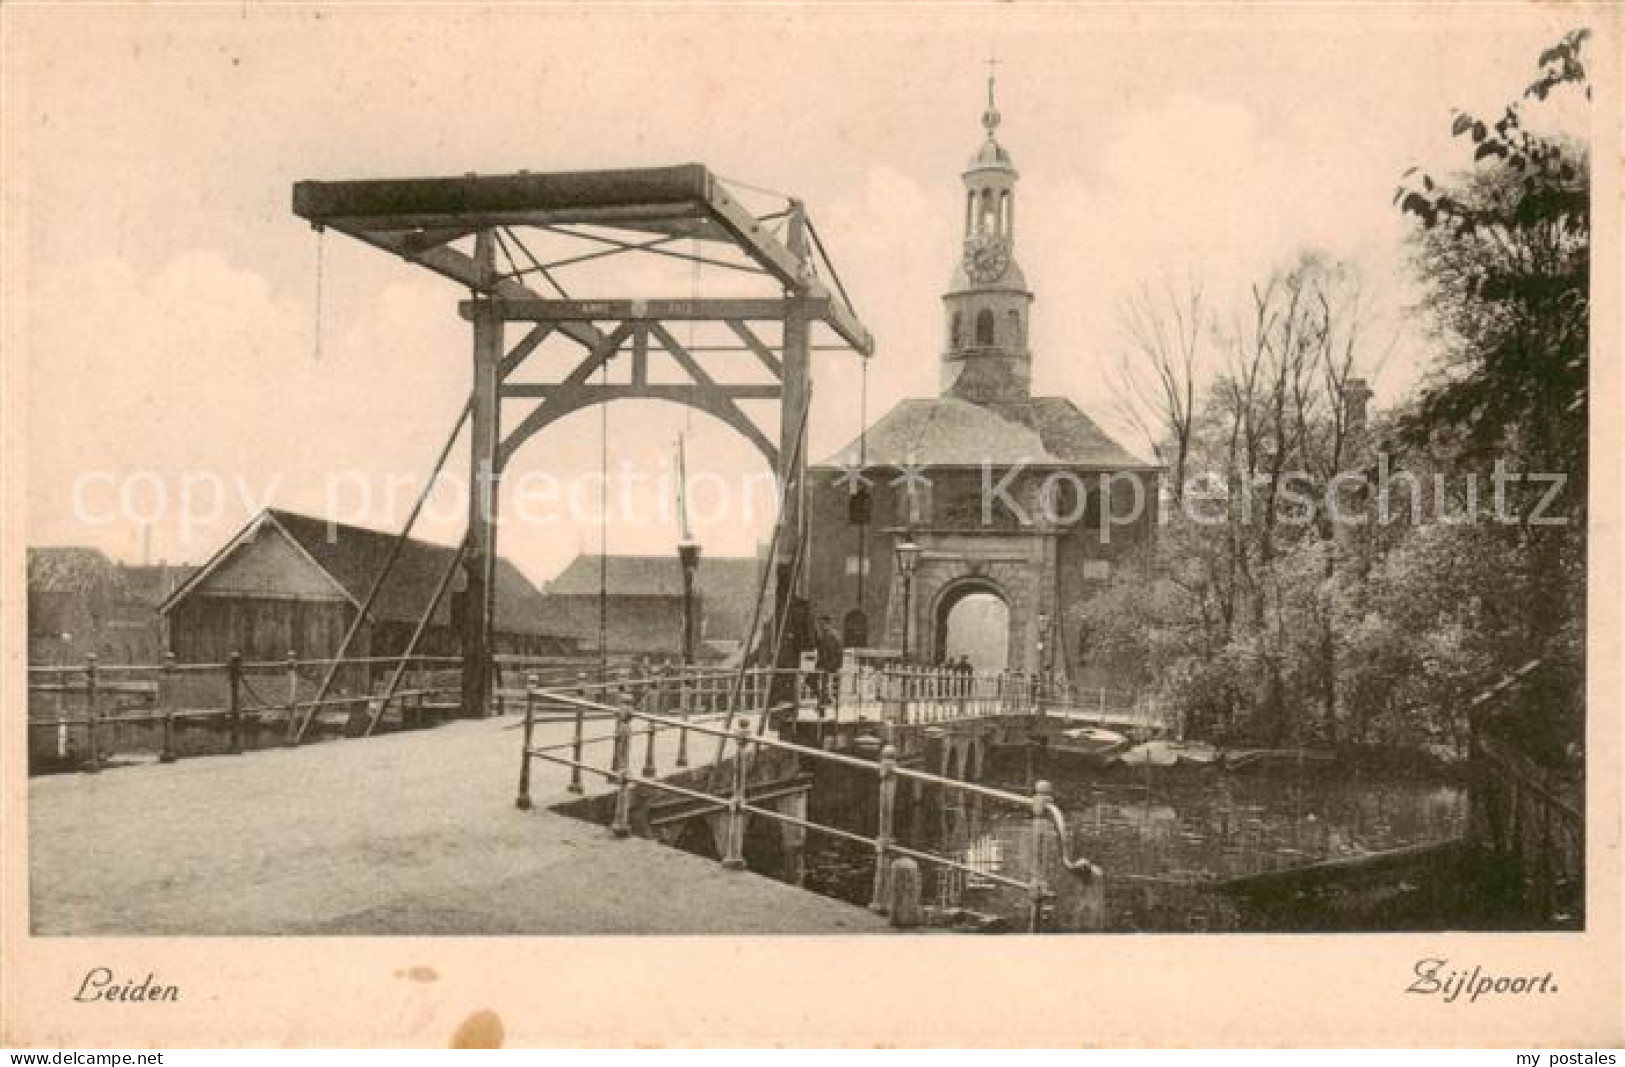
598 356 610 680
855 355 870 613
686 239 699 434
312 228 325 361
859 355 868 467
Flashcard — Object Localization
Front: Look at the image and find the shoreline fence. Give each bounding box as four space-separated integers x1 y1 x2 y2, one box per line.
26 653 462 772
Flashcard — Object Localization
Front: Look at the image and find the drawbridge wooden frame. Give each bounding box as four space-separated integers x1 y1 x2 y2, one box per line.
293 164 874 715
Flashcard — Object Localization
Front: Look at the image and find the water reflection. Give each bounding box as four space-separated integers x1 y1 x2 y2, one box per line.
794 766 1467 932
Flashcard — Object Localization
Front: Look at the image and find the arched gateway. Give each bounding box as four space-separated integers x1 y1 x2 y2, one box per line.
802 72 1162 685
934 580 1010 671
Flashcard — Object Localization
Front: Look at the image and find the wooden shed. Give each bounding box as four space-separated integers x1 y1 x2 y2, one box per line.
157 508 574 664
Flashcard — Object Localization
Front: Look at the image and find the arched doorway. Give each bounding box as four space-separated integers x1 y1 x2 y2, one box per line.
842 608 868 649
934 583 1010 671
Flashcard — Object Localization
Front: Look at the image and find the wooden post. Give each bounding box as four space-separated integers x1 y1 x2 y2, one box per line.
642 716 658 779
158 649 177 756
83 653 101 774
888 857 923 928
568 696 586 796
516 674 536 810
610 703 633 838
1028 779 1054 933
722 718 751 870
283 650 299 744
869 744 898 912
675 681 691 769
227 652 243 755
461 231 502 721
765 204 811 714
158 706 176 763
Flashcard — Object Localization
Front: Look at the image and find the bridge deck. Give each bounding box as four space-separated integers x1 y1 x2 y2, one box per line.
28 710 888 935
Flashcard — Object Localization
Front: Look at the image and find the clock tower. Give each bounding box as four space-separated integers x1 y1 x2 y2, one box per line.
941 72 1034 403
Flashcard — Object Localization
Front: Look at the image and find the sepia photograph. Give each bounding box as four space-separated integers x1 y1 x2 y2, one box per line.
1 0 1619 1048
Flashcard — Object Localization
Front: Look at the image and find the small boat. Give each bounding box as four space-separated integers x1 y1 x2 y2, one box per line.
1048 726 1131 765
1110 740 1222 768
1223 748 1337 773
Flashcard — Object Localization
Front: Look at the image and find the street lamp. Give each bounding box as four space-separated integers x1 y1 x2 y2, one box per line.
894 535 923 664
677 539 702 666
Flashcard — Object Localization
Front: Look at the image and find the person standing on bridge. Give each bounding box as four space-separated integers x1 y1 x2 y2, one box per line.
814 615 843 717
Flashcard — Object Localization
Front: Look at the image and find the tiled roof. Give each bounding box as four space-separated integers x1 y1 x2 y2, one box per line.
540 554 766 646
117 563 197 607
817 395 1158 470
546 554 762 600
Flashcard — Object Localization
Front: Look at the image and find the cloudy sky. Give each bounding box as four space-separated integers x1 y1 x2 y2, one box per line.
8 3 1590 584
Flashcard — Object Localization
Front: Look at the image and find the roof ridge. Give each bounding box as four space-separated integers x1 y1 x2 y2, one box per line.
269 507 464 551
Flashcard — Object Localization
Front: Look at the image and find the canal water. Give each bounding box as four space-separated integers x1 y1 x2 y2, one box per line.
782 761 1468 933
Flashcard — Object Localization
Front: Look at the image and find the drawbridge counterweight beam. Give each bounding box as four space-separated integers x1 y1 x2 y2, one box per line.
293 163 873 355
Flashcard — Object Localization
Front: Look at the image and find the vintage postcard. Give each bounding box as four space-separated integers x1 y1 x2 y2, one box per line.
1 0 1620 1048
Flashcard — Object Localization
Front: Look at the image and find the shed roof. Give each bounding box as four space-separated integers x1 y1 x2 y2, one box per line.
159 508 555 635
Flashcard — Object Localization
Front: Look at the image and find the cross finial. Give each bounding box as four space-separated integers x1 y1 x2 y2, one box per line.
982 52 1002 137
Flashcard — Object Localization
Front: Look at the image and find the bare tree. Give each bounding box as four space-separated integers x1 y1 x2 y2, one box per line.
1109 277 1208 502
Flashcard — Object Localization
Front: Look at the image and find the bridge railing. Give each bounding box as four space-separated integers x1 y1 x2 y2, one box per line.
1039 682 1172 735
515 673 1099 931
877 666 1038 725
26 652 462 772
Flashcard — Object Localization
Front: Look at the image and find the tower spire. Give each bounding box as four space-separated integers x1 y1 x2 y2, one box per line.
983 54 1002 138
944 64 1032 404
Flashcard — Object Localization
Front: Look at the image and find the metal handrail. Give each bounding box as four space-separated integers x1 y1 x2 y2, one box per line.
516 681 1097 931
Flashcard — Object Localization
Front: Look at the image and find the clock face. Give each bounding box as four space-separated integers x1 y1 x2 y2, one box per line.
963 236 1010 284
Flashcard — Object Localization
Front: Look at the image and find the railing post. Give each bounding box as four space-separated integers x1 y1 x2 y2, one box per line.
611 703 634 838
159 705 176 764
675 680 691 769
722 719 751 870
227 652 244 755
157 653 177 763
1028 779 1054 933
83 653 101 774
516 674 537 810
284 650 300 745
641 705 659 779
869 744 898 912
568 690 586 796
